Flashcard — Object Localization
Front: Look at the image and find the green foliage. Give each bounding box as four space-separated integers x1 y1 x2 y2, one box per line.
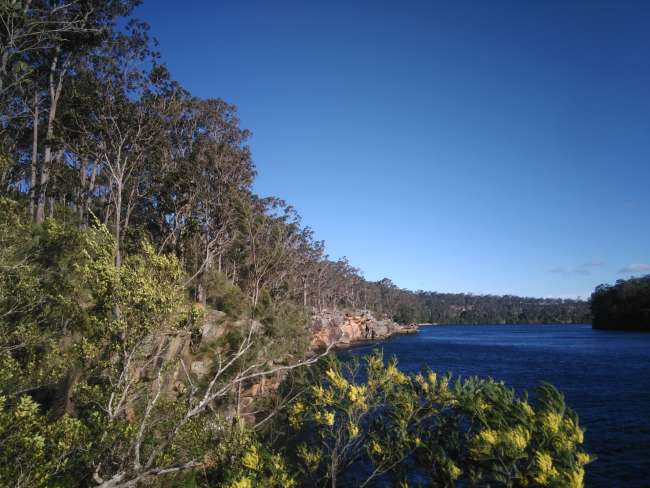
0 153 10 175
0 204 194 485
0 395 87 487
0 200 87 399
79 235 184 345
284 351 592 488
205 270 250 318
254 291 311 358
194 419 297 488
590 275 650 330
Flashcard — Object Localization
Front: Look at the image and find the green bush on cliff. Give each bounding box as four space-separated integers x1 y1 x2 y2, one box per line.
0 201 311 487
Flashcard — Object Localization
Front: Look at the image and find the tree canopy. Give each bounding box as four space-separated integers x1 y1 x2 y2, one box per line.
590 275 650 331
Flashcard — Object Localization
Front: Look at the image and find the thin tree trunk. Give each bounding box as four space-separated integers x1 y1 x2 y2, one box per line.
75 157 87 216
29 91 38 218
114 180 122 267
80 161 98 226
35 143 51 223
236 381 242 417
36 50 64 223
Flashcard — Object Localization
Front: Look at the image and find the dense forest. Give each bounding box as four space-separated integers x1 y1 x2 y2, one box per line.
376 285 590 325
590 275 650 331
0 2 590 487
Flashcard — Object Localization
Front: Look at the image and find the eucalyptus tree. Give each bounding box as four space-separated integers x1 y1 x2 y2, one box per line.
65 20 168 265
294 228 324 307
236 197 306 307
159 97 256 302
28 1 139 223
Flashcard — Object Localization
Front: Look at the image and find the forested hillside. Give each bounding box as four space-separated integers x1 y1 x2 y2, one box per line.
590 275 650 330
0 0 367 313
383 285 590 325
0 2 591 487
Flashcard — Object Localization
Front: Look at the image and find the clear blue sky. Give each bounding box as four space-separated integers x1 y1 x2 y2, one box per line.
135 0 650 299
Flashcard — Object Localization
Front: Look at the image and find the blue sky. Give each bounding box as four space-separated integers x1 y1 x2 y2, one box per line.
135 0 650 298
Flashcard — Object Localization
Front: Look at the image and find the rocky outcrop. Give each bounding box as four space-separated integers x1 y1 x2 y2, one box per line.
134 307 416 422
310 309 417 349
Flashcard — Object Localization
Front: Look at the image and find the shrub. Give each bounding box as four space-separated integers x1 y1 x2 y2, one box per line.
283 351 591 488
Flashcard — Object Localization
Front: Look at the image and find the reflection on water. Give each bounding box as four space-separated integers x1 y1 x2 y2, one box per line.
345 324 650 487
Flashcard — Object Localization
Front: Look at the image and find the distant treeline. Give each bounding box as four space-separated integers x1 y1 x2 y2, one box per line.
590 275 650 331
361 279 591 324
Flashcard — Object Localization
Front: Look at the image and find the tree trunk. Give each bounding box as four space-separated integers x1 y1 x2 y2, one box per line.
75 157 87 216
80 160 98 226
114 180 122 267
29 91 38 218
36 51 63 223
197 238 212 305
35 143 51 223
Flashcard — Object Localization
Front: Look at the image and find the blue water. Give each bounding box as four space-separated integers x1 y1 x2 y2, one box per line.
345 324 650 487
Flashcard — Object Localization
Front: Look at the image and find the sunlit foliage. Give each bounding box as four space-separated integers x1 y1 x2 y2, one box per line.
284 351 591 487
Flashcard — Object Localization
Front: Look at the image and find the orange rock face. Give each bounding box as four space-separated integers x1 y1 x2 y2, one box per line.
310 310 418 349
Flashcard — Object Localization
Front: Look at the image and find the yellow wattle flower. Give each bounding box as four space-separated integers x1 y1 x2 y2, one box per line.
542 411 562 434
478 401 491 412
228 478 253 488
386 364 408 384
297 444 321 466
348 421 360 438
292 401 305 414
347 384 367 407
534 451 559 486
325 368 348 390
576 452 591 465
448 462 462 480
311 384 325 400
369 439 383 456
567 466 585 488
505 427 530 451
478 429 499 445
322 411 335 426
242 445 260 470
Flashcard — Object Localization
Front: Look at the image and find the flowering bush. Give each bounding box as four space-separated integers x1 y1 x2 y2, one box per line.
284 351 591 488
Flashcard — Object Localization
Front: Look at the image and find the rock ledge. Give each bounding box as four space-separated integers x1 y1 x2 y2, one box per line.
310 309 418 349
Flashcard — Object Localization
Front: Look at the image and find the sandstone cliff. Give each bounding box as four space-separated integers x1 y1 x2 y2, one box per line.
133 308 417 422
310 309 417 349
